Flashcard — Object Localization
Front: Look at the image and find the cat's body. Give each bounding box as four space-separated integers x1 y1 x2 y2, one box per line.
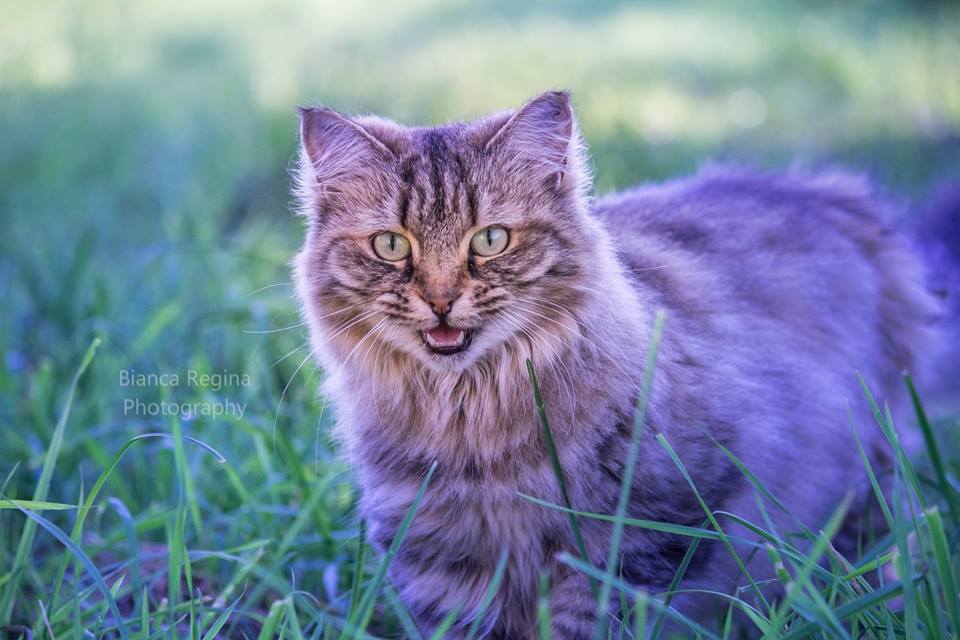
293 92 948 638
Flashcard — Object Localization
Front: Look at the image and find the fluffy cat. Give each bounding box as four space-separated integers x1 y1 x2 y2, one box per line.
292 91 948 638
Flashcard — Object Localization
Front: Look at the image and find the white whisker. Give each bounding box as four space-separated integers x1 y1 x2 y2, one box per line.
248 281 295 296
244 321 307 335
272 342 308 368
273 349 314 452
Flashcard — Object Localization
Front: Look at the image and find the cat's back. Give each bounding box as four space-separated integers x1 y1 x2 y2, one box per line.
595 165 940 407
596 165 899 273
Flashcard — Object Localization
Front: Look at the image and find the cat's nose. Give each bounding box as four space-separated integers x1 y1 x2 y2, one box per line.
426 294 459 317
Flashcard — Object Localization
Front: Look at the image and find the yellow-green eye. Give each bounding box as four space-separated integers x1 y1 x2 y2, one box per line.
470 226 509 257
372 232 411 261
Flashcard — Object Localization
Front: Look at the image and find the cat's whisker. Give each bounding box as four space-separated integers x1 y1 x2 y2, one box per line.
502 309 577 424
622 264 668 273
314 304 362 322
254 303 359 336
499 311 567 393
244 321 307 335
365 324 398 429
342 317 389 370
314 392 329 474
272 341 308 369
247 281 295 296
272 348 315 453
311 309 380 352
514 300 636 384
273 309 379 452
519 294 583 325
505 304 587 418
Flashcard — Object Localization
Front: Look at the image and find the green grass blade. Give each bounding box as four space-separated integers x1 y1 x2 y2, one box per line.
140 585 150 639
906 374 960 525
892 467 919 640
762 494 853 638
924 507 960 634
537 571 552 640
592 310 665 640
285 596 306 640
349 519 367 617
1 496 129 640
383 583 423 640
517 493 722 541
526 358 597 599
655 434 770 610
258 599 286 640
0 500 83 511
779 577 921 640
650 523 704 640
465 547 510 640
47 432 224 615
342 461 437 640
428 602 467 640
557 552 720 640
707 435 813 539
200 595 242 640
0 337 99 623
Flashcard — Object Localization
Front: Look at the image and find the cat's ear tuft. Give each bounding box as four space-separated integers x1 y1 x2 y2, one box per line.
481 90 587 194
298 107 394 192
297 108 409 219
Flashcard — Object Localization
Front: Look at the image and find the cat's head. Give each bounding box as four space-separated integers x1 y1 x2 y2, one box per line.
294 91 597 374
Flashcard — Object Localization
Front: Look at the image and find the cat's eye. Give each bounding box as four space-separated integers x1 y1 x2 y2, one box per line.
372 232 411 261
470 226 509 257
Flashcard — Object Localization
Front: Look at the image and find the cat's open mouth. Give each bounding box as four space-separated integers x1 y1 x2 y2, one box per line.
420 324 473 355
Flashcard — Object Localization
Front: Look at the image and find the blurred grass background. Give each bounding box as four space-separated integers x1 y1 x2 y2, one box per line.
1 0 959 636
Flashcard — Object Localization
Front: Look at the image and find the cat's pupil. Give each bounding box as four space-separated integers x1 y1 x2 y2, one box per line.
485 229 492 246
389 234 396 251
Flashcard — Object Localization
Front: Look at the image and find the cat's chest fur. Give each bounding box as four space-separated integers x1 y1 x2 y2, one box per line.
325 338 637 551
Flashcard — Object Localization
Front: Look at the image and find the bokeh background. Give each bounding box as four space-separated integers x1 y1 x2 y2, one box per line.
1 0 958 634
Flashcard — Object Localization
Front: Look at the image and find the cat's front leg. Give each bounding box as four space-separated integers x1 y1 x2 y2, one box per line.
549 565 599 640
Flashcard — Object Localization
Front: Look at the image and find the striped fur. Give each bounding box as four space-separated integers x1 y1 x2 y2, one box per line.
293 91 945 638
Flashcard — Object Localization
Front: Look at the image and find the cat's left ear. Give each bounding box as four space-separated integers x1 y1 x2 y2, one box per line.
477 90 589 195
297 107 403 212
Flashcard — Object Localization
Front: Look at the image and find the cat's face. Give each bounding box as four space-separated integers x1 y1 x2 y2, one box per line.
295 91 593 373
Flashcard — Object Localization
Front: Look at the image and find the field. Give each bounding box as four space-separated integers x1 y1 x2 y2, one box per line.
1 0 959 638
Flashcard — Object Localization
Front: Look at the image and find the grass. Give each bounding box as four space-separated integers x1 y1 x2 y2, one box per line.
1 0 959 638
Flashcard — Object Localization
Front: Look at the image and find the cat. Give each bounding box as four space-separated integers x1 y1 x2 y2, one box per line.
292 90 949 638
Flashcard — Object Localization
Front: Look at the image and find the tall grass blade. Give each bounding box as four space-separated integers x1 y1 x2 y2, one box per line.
526 359 596 598
465 547 510 640
557 552 720 640
655 434 770 610
924 507 960 634
349 519 367 616
0 337 99 623
905 374 960 525
47 432 224 615
537 571 552 640
428 602 467 640
341 461 437 640
1 497 129 640
592 310 665 640
517 493 721 541
779 577 921 640
200 595 242 640
650 526 704 640
383 583 423 640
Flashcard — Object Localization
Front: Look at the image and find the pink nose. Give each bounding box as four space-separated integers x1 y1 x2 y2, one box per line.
426 295 457 317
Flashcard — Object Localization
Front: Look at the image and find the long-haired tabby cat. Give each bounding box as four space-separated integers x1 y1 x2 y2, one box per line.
293 91 952 638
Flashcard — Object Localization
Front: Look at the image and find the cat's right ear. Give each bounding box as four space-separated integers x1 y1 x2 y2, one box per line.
297 107 393 203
